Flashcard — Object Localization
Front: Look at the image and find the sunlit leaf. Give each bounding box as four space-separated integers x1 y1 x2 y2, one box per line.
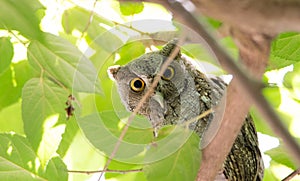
251 108 275 137
269 32 300 70
22 78 67 166
265 144 297 170
0 0 44 40
0 102 23 134
0 61 33 111
283 62 300 100
119 2 144 16
0 133 43 181
116 41 145 65
0 37 13 74
28 33 102 94
63 130 105 181
105 160 146 181
62 7 123 53
204 17 222 29
78 112 152 163
57 119 79 158
262 86 281 108
144 128 201 181
44 157 68 181
263 167 278 181
92 30 124 53
62 7 113 34
0 67 19 111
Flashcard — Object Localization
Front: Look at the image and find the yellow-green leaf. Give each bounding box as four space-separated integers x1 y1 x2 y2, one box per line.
27 33 102 94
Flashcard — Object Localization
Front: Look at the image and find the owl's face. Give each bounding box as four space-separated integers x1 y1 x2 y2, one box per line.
108 51 186 115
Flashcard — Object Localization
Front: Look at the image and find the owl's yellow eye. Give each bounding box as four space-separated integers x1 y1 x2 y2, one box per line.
162 66 175 80
130 78 145 92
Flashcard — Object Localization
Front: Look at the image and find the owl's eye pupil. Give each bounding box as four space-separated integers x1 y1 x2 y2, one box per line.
162 66 175 80
130 78 145 92
134 80 143 88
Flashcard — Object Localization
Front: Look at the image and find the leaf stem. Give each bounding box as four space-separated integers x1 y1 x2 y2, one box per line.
68 168 143 175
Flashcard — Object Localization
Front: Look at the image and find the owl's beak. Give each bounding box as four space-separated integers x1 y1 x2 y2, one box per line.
152 92 165 109
149 92 166 138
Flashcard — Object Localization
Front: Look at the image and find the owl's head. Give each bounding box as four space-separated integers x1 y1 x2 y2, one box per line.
108 40 201 136
109 41 184 108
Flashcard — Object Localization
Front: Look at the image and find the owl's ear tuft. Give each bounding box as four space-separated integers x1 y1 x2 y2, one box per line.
159 39 181 58
107 65 121 81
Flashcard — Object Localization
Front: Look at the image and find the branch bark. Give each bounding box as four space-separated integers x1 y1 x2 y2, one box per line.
192 0 300 35
124 0 300 34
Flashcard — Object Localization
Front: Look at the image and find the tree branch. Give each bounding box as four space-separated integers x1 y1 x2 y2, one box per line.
191 0 300 35
282 168 300 181
121 0 300 34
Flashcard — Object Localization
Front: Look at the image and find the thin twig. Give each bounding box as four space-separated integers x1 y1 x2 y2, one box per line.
98 34 187 181
183 109 213 127
68 168 143 175
282 168 300 181
80 0 98 40
112 20 150 35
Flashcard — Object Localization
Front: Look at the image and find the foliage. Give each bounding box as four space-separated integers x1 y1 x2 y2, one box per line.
0 0 299 181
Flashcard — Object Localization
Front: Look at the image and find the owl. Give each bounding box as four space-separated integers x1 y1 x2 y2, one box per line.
108 39 263 180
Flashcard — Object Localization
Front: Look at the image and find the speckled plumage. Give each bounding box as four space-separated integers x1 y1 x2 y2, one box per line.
108 40 263 181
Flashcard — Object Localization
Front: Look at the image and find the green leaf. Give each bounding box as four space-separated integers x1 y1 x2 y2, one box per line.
57 119 79 158
0 133 43 181
262 86 281 108
78 111 153 163
27 33 102 94
220 37 239 61
0 0 44 40
250 108 274 136
269 32 300 70
106 160 146 181
62 7 123 53
283 62 300 100
116 41 146 65
0 37 13 74
22 78 68 166
265 144 297 170
62 7 113 34
204 17 222 29
63 130 105 181
0 61 33 111
45 157 68 181
262 167 278 181
0 102 24 134
144 128 201 181
182 43 223 73
0 67 19 111
92 31 124 53
119 2 144 16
